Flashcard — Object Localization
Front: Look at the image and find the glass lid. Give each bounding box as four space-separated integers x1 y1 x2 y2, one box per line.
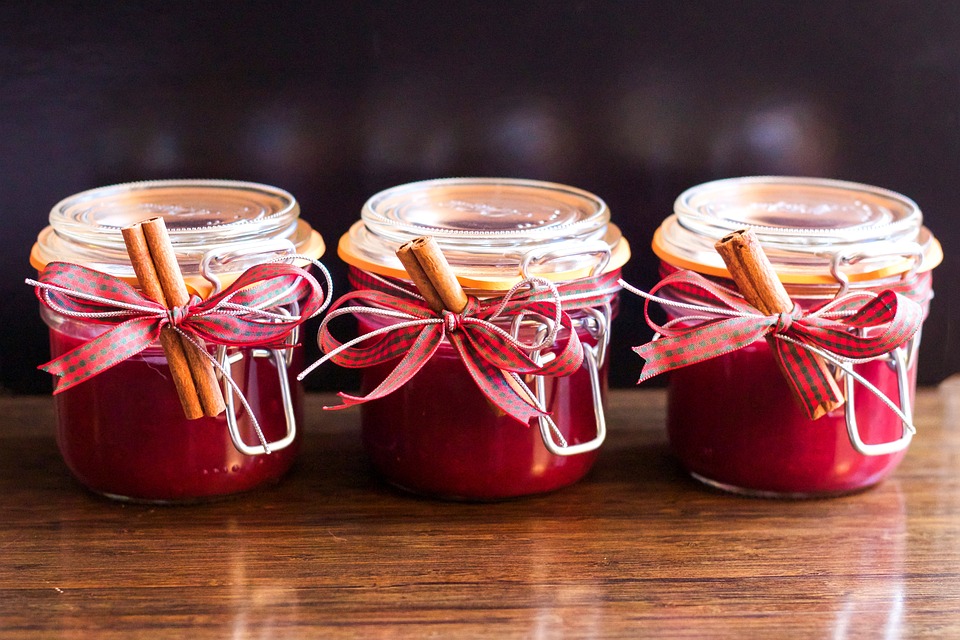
654 176 941 284
32 179 323 282
340 177 629 289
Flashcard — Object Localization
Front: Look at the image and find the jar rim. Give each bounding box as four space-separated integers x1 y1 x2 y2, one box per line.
32 179 324 295
339 177 629 290
656 176 941 284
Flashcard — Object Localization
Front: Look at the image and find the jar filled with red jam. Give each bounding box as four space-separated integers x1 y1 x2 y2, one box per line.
334 178 630 500
652 176 941 497
31 180 326 502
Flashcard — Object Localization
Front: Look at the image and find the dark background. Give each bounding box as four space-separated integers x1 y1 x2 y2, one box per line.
2 1 958 395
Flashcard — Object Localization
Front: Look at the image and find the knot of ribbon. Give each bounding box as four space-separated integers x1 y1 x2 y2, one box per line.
774 310 795 334
28 261 328 396
167 303 193 328
443 309 464 333
300 269 622 426
619 270 925 421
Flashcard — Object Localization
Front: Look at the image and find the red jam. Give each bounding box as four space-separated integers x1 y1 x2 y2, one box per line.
337 178 629 499
356 314 608 500
651 176 940 496
666 338 915 496
48 320 302 502
32 180 324 502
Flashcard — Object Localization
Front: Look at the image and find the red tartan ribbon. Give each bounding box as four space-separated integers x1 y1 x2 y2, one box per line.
28 261 327 394
300 269 621 426
620 270 925 420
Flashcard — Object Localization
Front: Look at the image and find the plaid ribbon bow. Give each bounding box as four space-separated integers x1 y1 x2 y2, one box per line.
29 261 327 394
300 269 621 425
620 270 924 420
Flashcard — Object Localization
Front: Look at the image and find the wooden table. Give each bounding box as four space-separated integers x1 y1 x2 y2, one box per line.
2 383 960 639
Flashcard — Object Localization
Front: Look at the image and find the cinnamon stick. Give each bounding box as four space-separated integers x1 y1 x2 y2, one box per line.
715 229 844 419
396 240 446 313
397 236 515 417
122 224 204 420
400 236 469 313
139 217 226 417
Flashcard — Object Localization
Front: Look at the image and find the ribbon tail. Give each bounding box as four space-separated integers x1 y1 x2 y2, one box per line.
325 326 444 410
771 338 845 420
41 318 161 394
452 336 547 426
633 317 771 383
632 342 683 383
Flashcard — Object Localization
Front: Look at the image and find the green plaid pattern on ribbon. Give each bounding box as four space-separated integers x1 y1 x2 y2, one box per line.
621 269 925 420
303 268 621 426
30 261 326 394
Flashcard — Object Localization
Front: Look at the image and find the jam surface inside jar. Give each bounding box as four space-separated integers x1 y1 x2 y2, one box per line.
653 176 939 497
33 180 323 502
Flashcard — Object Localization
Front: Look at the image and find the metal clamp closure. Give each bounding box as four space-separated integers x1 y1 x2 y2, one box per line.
519 240 612 280
200 238 297 295
826 242 924 298
843 337 917 457
217 342 298 456
519 308 610 457
202 241 301 456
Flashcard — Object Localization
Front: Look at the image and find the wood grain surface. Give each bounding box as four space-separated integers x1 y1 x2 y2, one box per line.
2 384 959 639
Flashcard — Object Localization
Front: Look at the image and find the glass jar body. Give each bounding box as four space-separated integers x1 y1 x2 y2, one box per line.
356 304 612 500
44 307 302 502
337 178 629 499
664 268 930 496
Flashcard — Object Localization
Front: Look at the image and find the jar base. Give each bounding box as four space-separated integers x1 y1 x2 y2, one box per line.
378 475 579 503
94 488 256 505
89 473 286 505
688 471 881 500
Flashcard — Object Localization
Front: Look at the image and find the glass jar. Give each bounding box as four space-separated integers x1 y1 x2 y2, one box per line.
335 177 630 500
652 176 941 496
31 179 326 502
